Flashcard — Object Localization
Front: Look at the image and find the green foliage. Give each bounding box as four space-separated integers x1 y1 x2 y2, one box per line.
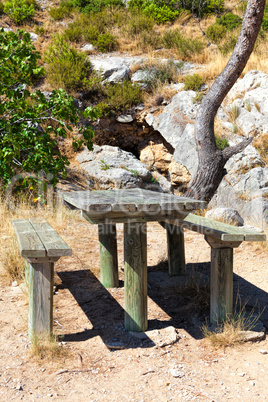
184 73 203 91
65 0 125 13
35 26 45 36
44 35 92 91
124 12 155 36
96 33 118 52
100 159 110 170
162 29 205 58
142 59 184 89
0 1 4 14
261 4 268 31
206 23 227 43
0 28 100 190
215 136 229 150
103 81 142 112
128 0 225 22
49 5 70 20
217 13 242 30
3 0 35 24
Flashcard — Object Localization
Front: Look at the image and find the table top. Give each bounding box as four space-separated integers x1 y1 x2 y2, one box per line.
62 189 206 224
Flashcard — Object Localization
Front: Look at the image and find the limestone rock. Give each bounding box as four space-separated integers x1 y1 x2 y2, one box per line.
89 57 130 82
116 115 133 123
205 208 244 226
81 44 94 52
129 326 180 347
225 145 265 174
76 145 170 192
168 161 191 186
173 124 198 177
144 92 197 148
30 33 38 42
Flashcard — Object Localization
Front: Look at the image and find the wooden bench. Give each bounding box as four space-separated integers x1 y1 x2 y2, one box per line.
161 214 266 324
13 218 72 338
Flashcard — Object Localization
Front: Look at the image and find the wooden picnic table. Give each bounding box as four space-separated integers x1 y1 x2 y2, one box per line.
62 188 206 332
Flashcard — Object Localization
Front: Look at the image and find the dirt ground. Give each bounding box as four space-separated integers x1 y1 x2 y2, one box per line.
0 215 268 401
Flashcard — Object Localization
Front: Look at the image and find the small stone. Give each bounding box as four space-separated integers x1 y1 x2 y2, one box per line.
12 281 18 287
259 349 267 354
249 381 255 387
16 385 23 391
169 369 184 378
238 373 245 377
30 33 38 42
81 44 94 52
116 115 133 123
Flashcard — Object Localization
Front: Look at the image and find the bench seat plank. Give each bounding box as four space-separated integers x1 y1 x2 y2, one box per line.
169 213 266 242
12 219 46 258
29 218 72 257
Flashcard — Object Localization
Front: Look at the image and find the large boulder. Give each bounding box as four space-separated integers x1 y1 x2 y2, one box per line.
89 57 130 83
173 124 198 177
205 208 244 226
144 91 198 148
76 145 172 192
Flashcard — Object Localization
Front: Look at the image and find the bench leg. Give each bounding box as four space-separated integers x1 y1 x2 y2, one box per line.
166 224 186 276
28 261 54 337
124 222 147 332
210 248 233 324
98 224 119 288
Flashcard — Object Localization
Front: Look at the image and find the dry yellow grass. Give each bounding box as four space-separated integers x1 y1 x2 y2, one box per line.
30 332 69 362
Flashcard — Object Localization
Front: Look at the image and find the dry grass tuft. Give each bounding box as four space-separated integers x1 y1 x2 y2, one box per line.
253 133 268 165
202 300 263 348
30 332 68 362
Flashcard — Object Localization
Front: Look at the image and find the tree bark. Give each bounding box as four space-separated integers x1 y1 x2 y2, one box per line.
186 0 266 202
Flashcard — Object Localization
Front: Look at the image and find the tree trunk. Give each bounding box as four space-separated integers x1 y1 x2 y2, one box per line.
186 0 266 202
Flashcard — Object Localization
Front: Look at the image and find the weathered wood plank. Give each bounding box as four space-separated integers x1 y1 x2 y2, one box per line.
82 211 188 225
166 224 186 276
98 224 119 288
29 218 72 257
210 248 233 324
124 222 147 332
28 261 54 336
12 219 46 258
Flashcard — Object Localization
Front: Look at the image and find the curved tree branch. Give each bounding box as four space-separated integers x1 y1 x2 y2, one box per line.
186 0 266 202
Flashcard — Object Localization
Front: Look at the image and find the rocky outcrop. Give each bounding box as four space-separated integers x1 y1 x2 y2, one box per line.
76 145 172 193
205 208 244 226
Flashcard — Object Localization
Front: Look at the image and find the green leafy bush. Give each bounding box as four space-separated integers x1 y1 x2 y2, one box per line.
162 29 205 58
128 0 225 21
206 23 227 43
217 13 242 30
65 0 125 13
184 73 203 91
49 5 70 20
0 28 99 190
44 35 92 91
3 0 35 24
103 81 142 112
83 26 100 43
96 33 118 52
261 4 268 31
0 1 4 14
219 33 239 55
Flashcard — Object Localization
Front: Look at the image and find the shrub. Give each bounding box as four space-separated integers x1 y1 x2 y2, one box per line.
142 2 179 24
44 35 92 91
66 0 125 13
124 13 155 36
49 5 70 20
103 81 142 112
142 59 184 89
3 0 35 24
206 23 227 43
217 13 242 30
0 1 4 14
162 29 205 59
140 31 162 51
96 33 118 52
64 22 84 42
83 25 100 43
184 73 203 91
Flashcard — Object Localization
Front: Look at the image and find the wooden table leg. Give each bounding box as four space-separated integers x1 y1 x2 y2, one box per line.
98 224 119 288
28 261 54 338
124 222 147 332
210 248 233 324
166 224 186 276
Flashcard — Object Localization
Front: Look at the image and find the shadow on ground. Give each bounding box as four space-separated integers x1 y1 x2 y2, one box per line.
57 260 267 349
